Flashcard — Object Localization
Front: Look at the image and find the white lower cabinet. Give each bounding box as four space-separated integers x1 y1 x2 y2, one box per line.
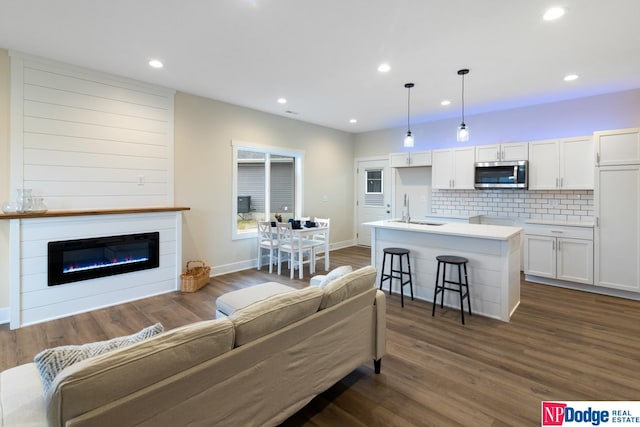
524 223 593 285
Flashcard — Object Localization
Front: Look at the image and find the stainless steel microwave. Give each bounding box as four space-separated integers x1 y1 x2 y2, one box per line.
474 160 528 189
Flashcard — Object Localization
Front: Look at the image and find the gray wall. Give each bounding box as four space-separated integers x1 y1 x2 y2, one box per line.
173 91 355 275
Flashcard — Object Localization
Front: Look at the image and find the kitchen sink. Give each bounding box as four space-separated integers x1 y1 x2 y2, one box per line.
389 219 445 226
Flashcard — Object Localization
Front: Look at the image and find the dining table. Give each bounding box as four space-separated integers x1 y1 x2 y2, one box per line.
291 225 329 278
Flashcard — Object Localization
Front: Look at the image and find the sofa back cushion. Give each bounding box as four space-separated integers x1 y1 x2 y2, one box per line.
319 265 377 310
230 286 323 346
46 318 234 426
35 323 164 395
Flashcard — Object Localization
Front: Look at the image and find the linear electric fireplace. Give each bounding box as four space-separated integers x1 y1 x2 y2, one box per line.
48 232 160 286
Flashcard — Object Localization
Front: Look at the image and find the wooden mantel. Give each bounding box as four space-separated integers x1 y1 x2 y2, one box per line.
0 206 190 220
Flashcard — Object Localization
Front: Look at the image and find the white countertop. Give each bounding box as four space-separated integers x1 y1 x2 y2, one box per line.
364 219 522 241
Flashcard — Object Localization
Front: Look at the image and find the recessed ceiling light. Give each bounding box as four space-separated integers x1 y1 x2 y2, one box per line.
377 63 391 73
349 119 357 124
543 7 566 21
277 98 287 104
564 74 579 81
148 59 164 69
441 100 451 106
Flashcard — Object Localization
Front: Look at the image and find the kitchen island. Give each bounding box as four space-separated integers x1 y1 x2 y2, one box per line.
365 220 523 322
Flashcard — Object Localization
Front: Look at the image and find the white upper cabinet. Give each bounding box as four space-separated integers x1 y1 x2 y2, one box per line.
528 136 594 190
475 142 529 162
594 128 640 166
432 147 475 189
389 150 432 167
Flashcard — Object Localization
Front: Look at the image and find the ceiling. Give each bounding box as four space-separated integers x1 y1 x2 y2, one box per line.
0 0 639 133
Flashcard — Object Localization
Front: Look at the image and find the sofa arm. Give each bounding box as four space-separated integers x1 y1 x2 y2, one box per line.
0 363 47 426
374 290 386 364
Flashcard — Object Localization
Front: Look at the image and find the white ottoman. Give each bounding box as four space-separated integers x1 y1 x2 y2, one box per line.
215 282 296 318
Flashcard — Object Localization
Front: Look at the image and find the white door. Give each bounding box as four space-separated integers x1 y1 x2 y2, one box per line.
559 137 594 189
452 147 476 189
356 159 391 246
595 165 640 291
529 139 559 190
557 237 594 285
524 234 556 278
431 149 453 189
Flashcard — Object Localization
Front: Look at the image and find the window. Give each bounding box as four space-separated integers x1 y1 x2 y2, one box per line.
364 168 384 207
232 142 303 239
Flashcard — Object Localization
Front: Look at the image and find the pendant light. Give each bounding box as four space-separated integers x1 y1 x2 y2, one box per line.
403 83 415 148
456 69 469 142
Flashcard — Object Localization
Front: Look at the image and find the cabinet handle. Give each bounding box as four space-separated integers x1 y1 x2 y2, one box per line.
551 230 563 233
555 177 559 188
552 240 555 250
596 152 600 165
560 177 564 187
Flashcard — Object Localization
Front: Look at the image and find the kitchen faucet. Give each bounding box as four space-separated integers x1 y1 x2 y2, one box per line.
402 193 410 223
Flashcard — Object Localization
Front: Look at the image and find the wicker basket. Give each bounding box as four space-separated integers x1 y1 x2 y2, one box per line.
180 260 211 292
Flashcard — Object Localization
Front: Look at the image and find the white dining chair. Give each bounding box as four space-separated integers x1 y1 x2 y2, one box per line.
257 221 278 274
277 222 315 279
310 217 330 270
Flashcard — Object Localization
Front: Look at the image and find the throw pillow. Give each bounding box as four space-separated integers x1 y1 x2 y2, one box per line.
34 322 163 394
317 265 353 287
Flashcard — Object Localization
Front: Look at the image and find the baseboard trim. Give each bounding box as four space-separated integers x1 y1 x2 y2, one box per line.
0 307 11 325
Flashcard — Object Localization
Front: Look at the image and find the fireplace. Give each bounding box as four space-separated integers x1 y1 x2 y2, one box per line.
48 232 160 286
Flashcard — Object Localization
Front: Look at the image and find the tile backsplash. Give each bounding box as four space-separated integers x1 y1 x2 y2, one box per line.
431 189 594 224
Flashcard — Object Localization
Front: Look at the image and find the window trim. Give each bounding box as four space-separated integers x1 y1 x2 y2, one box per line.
231 140 304 240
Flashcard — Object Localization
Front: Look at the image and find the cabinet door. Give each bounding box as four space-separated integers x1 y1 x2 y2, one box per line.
432 149 453 189
501 142 529 161
475 144 500 162
529 140 559 189
557 238 593 284
524 235 556 278
452 147 475 189
389 152 410 167
559 137 593 189
595 165 640 292
595 128 640 166
410 150 432 166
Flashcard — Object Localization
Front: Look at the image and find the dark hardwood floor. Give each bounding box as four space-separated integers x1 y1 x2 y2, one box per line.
2 246 640 426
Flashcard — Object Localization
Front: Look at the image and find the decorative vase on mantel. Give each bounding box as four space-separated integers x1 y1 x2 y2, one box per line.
16 188 33 213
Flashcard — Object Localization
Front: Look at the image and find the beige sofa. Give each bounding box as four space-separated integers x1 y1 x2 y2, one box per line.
0 265 385 427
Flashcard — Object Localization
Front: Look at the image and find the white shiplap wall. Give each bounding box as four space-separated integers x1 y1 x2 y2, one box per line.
7 53 181 328
10 52 175 209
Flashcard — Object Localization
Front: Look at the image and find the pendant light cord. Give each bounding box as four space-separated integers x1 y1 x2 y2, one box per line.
407 85 412 132
461 73 465 124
